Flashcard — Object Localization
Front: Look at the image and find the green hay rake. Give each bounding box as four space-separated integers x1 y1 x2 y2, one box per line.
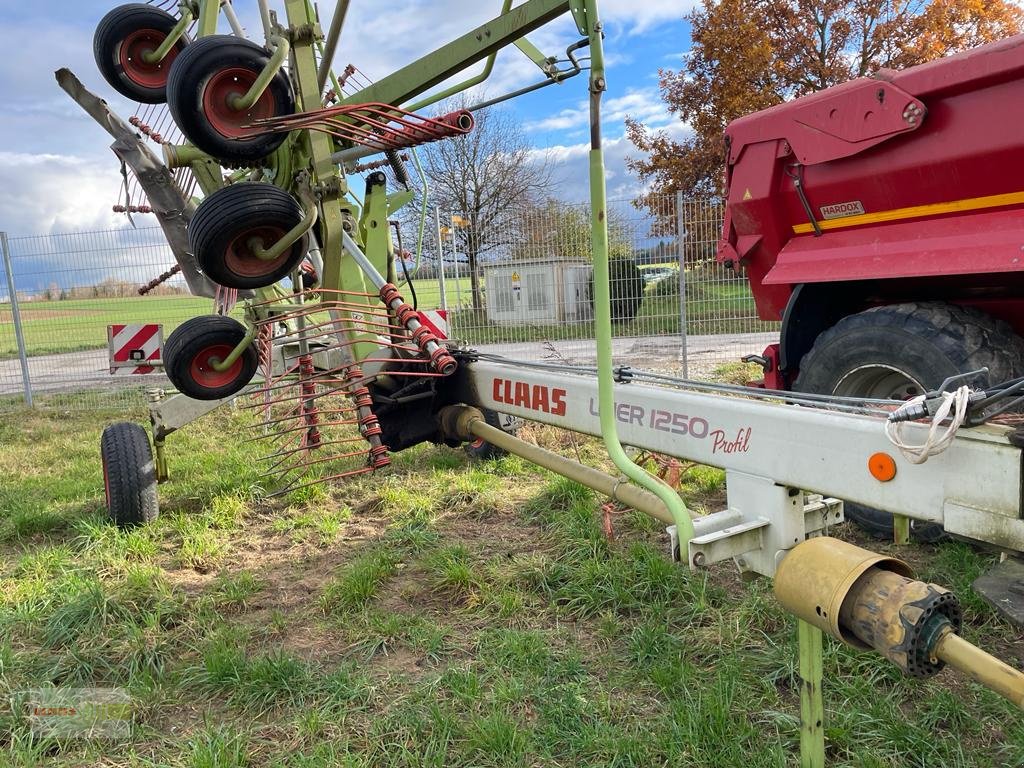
73 0 604 494
56 1 1024 764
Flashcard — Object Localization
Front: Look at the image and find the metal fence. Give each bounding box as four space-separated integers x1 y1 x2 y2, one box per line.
425 194 776 377
0 227 216 411
0 193 778 413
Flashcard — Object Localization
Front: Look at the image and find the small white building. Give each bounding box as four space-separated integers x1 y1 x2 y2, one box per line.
483 259 593 326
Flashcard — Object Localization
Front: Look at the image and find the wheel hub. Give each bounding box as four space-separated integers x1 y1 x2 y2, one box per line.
190 344 242 389
225 226 288 277
833 364 925 400
202 67 276 138
119 28 179 88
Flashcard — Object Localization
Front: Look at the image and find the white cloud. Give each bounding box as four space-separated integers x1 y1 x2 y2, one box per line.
526 118 691 204
0 152 124 235
525 87 673 133
600 0 698 34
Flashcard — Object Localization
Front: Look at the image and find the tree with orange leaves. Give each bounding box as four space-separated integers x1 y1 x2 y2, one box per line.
626 0 782 203
628 0 1023 208
900 0 1024 64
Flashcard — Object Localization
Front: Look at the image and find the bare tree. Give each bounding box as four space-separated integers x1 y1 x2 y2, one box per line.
418 98 551 310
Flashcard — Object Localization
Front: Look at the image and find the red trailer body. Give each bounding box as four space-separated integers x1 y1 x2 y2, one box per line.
719 34 1024 392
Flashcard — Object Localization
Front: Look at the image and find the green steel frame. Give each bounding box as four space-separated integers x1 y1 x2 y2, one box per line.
160 0 698 627
81 3 1024 760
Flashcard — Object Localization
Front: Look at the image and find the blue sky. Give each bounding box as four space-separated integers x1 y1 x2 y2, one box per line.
0 0 694 237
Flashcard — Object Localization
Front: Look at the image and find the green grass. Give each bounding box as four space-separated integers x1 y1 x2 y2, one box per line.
0 294 229 360
0 408 1021 767
1 266 771 361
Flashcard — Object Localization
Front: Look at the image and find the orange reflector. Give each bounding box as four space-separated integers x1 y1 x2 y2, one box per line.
868 452 897 482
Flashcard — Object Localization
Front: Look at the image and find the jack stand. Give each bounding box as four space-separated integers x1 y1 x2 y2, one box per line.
799 619 826 768
147 388 170 482
892 513 911 545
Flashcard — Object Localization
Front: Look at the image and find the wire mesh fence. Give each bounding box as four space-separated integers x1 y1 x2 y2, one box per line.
423 193 777 377
0 193 778 413
0 226 220 412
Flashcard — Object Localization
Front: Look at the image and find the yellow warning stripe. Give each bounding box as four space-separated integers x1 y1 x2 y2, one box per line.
792 189 1024 235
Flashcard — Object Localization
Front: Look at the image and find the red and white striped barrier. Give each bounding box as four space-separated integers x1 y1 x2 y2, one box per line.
415 309 449 341
108 324 163 375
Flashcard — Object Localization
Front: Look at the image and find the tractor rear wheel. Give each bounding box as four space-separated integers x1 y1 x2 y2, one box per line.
794 301 1024 541
164 315 258 401
190 182 309 289
94 4 189 104
166 35 294 164
101 422 159 527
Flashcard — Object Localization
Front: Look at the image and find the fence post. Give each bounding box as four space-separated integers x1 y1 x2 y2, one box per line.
675 192 689 379
1 232 33 407
433 207 449 313
450 212 464 311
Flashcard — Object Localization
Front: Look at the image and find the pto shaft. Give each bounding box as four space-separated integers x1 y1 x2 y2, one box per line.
933 630 1024 708
775 537 1024 709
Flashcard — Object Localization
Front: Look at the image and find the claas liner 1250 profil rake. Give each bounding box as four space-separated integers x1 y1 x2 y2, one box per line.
59 1 1024 764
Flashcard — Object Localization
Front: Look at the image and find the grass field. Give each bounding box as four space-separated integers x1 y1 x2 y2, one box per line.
1 392 1021 767
0 296 218 360
0 281 476 362
0 269 761 361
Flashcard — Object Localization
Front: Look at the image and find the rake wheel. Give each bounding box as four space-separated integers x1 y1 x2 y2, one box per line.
94 4 189 104
166 35 294 164
165 315 258 400
190 182 309 290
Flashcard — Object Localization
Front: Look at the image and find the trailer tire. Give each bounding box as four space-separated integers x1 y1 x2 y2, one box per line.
464 409 510 461
190 183 309 289
794 302 1024 542
164 315 258 401
94 4 189 104
101 422 159 528
166 35 293 164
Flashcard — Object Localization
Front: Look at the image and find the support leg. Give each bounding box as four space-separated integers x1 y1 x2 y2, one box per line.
798 619 825 768
892 514 911 545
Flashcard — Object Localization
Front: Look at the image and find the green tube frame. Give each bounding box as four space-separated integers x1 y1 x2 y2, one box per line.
142 7 194 64
583 2 694 547
209 323 259 373
251 198 319 262
228 36 291 111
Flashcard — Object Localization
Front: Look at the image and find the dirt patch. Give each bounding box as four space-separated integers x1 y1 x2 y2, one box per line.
163 567 217 597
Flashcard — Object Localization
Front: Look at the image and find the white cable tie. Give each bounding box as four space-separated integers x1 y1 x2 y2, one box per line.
885 385 971 464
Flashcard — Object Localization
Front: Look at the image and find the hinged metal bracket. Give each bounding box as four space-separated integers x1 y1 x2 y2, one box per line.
669 470 844 578
290 22 323 44
568 0 589 35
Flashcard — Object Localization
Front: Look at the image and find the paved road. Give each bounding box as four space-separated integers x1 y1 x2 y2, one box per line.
0 332 778 397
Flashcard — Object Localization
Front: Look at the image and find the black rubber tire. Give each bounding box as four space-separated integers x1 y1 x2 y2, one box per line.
94 4 189 104
464 409 510 461
164 315 259 400
101 422 159 528
795 302 1024 542
190 182 308 289
166 35 294 164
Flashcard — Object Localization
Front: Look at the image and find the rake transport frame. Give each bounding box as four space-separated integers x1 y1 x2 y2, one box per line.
62 1 1024 764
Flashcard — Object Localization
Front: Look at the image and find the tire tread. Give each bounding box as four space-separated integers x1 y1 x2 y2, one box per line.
795 301 1024 393
164 315 259 400
101 422 158 527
